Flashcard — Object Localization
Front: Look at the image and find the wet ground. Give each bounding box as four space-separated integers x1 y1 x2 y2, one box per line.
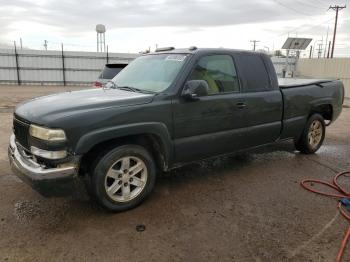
0 85 350 261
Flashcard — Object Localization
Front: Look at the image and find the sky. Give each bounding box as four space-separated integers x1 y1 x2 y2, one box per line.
0 0 349 57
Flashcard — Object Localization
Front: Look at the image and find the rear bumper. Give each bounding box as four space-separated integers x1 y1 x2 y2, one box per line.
8 134 79 197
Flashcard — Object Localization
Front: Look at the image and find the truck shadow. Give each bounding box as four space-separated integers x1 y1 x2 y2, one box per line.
11 140 297 232
159 140 296 184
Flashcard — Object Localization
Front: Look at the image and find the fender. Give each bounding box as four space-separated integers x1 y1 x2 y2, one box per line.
74 122 173 165
309 97 333 110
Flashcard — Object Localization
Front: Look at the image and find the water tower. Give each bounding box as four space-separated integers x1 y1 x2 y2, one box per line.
96 24 106 52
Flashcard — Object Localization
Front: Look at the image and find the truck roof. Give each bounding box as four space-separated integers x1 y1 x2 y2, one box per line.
150 47 259 56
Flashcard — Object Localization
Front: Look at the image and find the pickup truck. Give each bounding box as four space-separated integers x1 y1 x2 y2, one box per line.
8 47 344 212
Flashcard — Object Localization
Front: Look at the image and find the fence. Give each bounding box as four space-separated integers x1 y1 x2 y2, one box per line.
0 48 296 86
271 56 297 77
296 58 350 98
0 48 138 86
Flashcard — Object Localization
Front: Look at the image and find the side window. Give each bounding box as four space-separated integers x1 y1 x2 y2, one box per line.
188 55 239 95
235 54 271 92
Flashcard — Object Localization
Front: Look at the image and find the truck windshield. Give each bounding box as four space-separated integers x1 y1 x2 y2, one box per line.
112 54 188 93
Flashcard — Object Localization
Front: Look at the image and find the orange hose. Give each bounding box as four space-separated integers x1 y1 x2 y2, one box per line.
333 172 350 196
336 225 350 262
300 171 350 262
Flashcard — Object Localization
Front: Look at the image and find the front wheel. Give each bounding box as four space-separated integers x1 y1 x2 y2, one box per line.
294 113 326 154
91 145 156 212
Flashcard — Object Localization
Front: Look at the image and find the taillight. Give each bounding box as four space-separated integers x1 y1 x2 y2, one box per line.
94 81 102 87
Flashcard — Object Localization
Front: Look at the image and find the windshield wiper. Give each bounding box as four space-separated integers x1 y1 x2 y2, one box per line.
117 86 156 94
105 81 155 94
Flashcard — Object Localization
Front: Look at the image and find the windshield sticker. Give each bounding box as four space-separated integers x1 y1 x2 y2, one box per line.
165 55 187 62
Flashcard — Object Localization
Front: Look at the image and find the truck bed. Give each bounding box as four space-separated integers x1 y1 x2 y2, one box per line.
279 78 344 140
278 78 335 88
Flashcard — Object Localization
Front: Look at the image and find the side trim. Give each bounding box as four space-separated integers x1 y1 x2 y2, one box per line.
174 121 280 143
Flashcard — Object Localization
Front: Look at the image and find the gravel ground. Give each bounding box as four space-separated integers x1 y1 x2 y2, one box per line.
0 85 350 261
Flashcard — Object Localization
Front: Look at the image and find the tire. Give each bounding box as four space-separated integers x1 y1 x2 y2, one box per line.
294 113 326 154
91 144 156 212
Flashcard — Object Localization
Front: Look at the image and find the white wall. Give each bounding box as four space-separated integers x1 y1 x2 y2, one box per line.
296 58 350 98
0 49 138 85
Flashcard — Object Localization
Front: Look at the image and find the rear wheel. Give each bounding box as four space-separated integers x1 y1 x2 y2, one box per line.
294 114 325 154
91 145 156 212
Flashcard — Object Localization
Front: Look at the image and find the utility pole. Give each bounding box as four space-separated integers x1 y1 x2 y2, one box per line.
323 26 329 58
14 41 21 85
309 46 313 59
61 43 66 86
106 45 109 64
317 43 323 58
329 5 346 58
44 40 48 51
250 40 260 51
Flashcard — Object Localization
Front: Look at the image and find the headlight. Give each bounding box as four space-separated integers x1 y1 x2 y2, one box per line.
29 124 66 141
30 146 67 159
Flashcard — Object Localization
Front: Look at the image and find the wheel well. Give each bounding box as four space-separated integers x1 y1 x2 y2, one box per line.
310 104 333 121
79 134 167 177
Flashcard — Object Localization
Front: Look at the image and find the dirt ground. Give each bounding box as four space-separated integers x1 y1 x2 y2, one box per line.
0 85 350 262
0 85 89 110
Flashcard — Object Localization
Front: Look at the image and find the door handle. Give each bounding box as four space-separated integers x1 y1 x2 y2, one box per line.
236 102 247 109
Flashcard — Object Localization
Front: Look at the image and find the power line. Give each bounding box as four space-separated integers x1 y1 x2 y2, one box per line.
329 5 346 58
268 10 344 42
271 16 334 42
272 0 314 16
288 17 333 35
293 0 327 10
310 0 338 4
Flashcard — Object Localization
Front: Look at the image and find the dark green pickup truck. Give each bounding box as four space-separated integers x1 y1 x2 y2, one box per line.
8 47 344 211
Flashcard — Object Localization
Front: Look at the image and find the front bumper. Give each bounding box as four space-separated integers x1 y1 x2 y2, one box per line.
8 134 79 197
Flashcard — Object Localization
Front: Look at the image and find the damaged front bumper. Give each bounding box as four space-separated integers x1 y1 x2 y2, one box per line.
8 134 80 197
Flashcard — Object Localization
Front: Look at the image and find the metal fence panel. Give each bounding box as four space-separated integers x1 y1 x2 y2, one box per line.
65 70 102 83
0 68 17 81
20 69 63 82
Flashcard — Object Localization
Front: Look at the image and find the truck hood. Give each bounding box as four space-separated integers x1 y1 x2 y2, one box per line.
15 88 155 126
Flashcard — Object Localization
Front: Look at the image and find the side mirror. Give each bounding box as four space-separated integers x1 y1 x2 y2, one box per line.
182 80 209 101
104 81 115 89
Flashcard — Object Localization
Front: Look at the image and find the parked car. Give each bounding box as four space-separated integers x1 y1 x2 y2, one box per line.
9 47 344 212
93 63 128 87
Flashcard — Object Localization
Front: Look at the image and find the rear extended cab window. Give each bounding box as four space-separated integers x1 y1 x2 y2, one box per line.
234 54 271 92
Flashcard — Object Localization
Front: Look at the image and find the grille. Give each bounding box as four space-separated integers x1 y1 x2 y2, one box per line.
13 118 30 150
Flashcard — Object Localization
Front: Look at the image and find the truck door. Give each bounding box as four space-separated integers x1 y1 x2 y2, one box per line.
172 54 247 162
232 53 283 148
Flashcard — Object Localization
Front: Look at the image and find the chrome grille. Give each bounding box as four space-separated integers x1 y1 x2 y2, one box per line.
13 118 30 150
